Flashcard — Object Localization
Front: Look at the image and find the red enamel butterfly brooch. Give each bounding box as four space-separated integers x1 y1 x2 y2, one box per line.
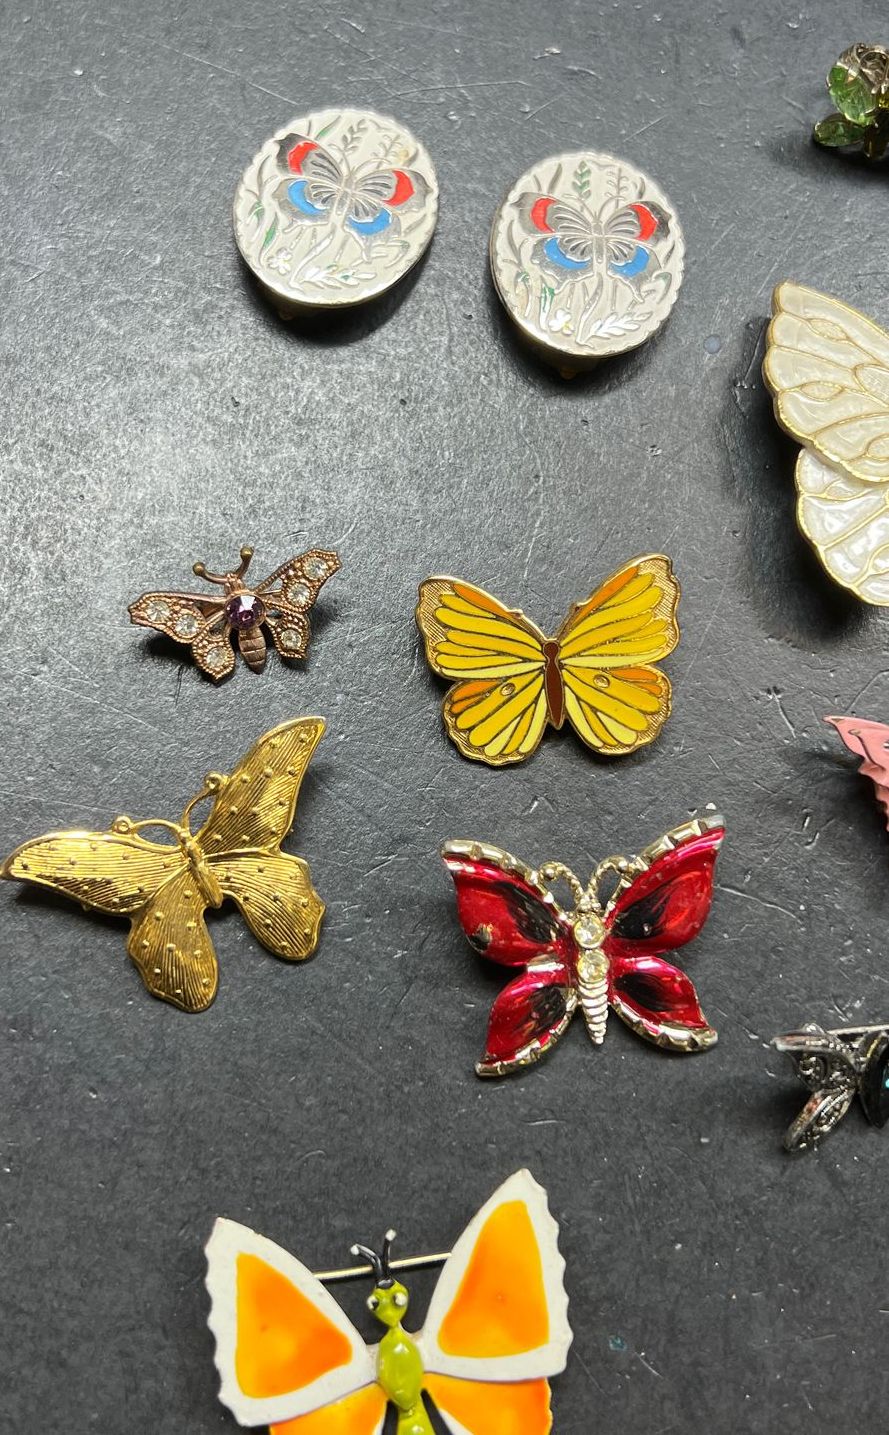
443 815 724 1076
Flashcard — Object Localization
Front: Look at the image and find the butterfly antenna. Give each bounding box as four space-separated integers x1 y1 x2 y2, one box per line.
381 1228 397 1280
537 861 585 909
350 1242 384 1283
193 547 254 585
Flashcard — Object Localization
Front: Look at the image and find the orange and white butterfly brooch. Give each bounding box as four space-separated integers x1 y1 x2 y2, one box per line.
205 1169 572 1435
416 555 679 766
129 544 340 680
1 718 325 1011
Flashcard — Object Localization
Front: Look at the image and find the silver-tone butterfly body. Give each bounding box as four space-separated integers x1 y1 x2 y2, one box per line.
772 1024 889 1151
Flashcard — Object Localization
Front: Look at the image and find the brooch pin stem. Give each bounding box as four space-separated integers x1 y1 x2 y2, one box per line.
313 1252 450 1284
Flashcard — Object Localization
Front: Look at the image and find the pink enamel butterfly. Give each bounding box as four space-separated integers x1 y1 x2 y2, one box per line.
274 131 429 241
443 816 724 1077
517 189 671 286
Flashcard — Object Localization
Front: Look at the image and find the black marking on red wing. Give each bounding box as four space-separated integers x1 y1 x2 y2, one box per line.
613 968 677 1013
489 878 564 946
610 884 673 943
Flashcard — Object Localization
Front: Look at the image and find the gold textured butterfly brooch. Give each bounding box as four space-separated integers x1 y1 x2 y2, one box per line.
764 282 889 604
205 1169 572 1435
416 555 679 765
1 718 325 1011
129 544 340 680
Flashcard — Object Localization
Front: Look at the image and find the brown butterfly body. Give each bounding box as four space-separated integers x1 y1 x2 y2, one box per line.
1 718 326 1011
129 545 340 680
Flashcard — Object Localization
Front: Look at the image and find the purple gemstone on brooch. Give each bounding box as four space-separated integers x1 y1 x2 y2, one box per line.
225 593 265 629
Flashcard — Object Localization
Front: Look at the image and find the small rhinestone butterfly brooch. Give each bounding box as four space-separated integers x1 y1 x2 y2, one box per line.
129 545 340 680
443 815 723 1076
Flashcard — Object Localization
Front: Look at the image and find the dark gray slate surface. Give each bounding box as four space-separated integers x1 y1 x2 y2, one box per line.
2 1 888 1431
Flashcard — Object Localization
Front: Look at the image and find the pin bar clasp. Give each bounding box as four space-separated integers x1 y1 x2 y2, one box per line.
829 1024 889 1042
314 1252 450 1284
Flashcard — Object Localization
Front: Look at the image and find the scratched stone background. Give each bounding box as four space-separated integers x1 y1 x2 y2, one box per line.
1 1 888 1431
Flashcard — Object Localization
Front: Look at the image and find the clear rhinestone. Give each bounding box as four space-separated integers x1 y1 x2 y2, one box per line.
303 557 329 581
279 628 302 651
574 914 605 949
204 646 229 672
285 579 312 608
175 612 200 638
144 599 171 623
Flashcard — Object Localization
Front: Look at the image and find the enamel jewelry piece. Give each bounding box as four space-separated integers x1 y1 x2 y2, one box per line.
1 719 325 1011
443 815 723 1076
772 1025 889 1151
763 283 889 603
490 149 684 371
828 714 889 826
416 555 679 766
129 545 340 680
205 1169 572 1434
234 107 439 311
813 44 889 159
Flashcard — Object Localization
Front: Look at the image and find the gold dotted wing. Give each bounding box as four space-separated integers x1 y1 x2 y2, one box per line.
199 717 327 961
209 852 323 961
127 867 220 1011
1 829 183 912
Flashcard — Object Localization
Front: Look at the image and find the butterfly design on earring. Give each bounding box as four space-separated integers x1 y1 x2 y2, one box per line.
275 130 430 242
205 1169 572 1435
416 556 679 766
128 546 340 681
518 188 671 287
443 816 723 1076
1 719 325 1011
763 282 889 604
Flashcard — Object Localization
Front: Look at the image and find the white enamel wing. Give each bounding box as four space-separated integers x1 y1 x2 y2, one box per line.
764 282 889 603
416 1168 572 1384
205 1219 377 1427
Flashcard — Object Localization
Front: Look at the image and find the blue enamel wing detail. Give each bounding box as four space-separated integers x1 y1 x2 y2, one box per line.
518 192 670 285
275 134 428 240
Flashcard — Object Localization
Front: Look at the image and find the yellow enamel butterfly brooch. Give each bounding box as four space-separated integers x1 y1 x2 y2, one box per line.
416 554 679 765
2 718 325 1011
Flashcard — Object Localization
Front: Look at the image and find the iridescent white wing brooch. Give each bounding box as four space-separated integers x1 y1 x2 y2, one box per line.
763 282 889 604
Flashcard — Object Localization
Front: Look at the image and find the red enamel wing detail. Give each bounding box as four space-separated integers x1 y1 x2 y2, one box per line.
442 816 724 1076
